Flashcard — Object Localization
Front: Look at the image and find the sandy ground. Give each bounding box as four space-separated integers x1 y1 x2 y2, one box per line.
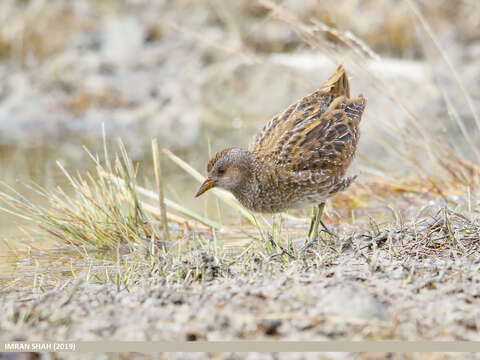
1 202 479 358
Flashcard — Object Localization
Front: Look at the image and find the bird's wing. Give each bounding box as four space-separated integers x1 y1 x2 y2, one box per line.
273 96 366 173
248 89 336 156
249 63 365 173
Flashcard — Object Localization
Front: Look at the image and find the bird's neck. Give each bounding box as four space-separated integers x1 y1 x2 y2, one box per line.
230 151 277 212
224 150 254 210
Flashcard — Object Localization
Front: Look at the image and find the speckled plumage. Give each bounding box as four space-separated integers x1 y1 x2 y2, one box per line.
196 63 366 214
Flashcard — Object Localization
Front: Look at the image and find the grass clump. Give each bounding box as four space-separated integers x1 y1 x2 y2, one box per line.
0 139 159 253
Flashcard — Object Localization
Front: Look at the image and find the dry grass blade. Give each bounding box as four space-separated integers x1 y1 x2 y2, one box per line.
140 201 212 232
99 170 223 231
152 138 170 241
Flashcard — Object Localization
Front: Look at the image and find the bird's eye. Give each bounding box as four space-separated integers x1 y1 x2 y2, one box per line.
217 167 226 176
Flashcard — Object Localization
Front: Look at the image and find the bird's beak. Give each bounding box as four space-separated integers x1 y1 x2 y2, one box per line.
195 178 215 197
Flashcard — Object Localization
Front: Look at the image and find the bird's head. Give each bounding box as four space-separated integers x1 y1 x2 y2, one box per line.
195 148 252 197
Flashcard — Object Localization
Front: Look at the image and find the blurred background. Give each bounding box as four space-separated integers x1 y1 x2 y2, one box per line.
1 0 479 237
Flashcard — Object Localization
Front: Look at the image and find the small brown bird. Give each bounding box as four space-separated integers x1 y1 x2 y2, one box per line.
195 62 366 238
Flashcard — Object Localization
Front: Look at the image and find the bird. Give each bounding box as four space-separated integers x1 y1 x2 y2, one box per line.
195 62 366 239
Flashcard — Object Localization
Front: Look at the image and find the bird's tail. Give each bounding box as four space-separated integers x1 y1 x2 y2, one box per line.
321 60 350 98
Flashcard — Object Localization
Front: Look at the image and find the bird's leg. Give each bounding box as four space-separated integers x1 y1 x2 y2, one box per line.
308 202 335 239
271 214 279 248
308 205 318 239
